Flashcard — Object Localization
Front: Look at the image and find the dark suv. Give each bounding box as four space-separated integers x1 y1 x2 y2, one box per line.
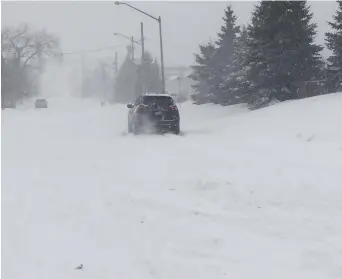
127 94 180 135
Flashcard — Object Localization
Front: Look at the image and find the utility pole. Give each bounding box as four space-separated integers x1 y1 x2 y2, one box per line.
102 63 106 84
101 62 106 100
131 36 134 61
141 22 145 61
114 52 118 103
177 76 181 96
81 53 85 97
114 51 118 75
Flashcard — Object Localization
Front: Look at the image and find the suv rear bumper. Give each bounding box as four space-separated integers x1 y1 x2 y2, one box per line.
155 120 179 129
134 114 179 129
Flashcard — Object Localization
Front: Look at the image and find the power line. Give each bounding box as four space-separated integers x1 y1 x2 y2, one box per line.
141 37 190 50
59 44 127 56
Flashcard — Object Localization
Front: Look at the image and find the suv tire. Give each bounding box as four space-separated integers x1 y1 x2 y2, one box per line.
172 124 180 135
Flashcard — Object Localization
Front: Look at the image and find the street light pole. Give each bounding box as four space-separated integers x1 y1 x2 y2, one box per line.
158 16 165 94
114 1 166 94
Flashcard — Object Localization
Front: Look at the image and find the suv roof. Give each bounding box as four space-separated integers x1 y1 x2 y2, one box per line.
144 93 172 97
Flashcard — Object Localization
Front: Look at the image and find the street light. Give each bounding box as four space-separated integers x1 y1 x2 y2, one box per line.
113 32 141 45
114 32 141 61
114 1 166 94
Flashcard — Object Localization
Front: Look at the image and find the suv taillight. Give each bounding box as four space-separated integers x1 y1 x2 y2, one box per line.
169 105 178 111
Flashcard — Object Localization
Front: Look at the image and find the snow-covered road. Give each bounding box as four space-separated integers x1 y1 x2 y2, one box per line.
2 94 342 279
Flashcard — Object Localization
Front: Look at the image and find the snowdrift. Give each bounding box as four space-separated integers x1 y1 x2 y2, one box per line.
2 93 342 279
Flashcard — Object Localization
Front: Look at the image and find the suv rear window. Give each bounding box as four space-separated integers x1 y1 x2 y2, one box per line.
142 96 174 106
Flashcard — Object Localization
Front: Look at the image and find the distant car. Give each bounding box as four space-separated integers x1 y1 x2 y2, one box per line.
127 93 180 135
2 100 16 109
35 99 48 109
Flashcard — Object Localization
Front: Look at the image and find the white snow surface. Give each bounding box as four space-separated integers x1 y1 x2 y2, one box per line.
2 93 342 279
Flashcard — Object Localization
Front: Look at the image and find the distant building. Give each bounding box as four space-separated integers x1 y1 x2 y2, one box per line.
165 66 193 101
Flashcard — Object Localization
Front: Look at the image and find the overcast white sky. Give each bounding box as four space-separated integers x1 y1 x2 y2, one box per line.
1 1 338 68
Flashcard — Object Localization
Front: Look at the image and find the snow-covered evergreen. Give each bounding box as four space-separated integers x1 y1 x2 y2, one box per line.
326 1 342 91
189 41 217 104
115 51 161 103
245 1 323 109
220 26 250 105
190 1 327 109
190 5 241 105
213 6 241 105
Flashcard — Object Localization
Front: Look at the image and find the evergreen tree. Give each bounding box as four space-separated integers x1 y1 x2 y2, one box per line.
189 41 217 104
138 52 162 94
326 1 342 92
246 1 323 109
189 5 241 105
220 25 251 105
213 5 241 104
115 50 162 103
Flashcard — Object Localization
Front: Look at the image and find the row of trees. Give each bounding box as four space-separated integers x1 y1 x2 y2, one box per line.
190 1 342 109
82 60 116 101
1 24 60 108
114 47 162 103
82 46 162 104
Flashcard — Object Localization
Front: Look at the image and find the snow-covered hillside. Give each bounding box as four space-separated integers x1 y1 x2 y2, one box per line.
2 93 342 279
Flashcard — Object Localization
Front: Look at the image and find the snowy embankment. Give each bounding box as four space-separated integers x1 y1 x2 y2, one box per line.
2 93 342 279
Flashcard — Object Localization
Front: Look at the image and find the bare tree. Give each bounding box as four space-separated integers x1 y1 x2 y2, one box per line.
2 24 60 70
1 24 61 107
